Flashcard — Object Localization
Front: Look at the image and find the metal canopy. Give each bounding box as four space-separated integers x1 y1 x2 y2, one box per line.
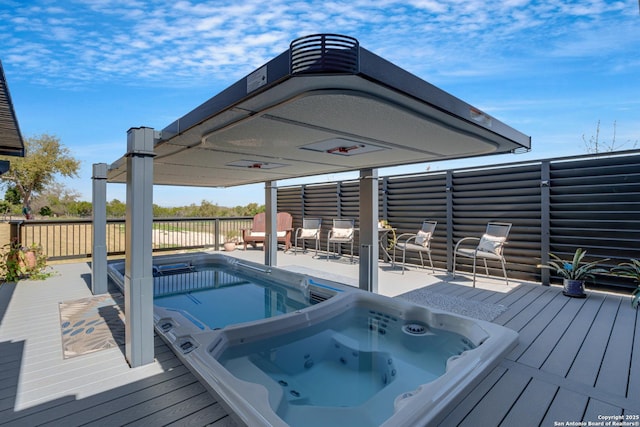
107 34 530 187
0 60 25 157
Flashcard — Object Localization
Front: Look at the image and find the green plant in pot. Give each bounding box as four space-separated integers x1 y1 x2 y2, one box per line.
223 230 241 251
611 259 640 309
538 248 609 298
1 239 50 283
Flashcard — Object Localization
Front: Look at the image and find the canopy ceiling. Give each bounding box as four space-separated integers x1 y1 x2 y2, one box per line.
0 60 25 157
107 34 530 187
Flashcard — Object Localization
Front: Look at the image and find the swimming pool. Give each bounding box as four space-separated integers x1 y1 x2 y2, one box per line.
153 267 314 330
108 253 518 426
108 253 341 334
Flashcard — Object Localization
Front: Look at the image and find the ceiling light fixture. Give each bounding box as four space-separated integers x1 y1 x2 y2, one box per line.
326 144 364 154
226 160 287 169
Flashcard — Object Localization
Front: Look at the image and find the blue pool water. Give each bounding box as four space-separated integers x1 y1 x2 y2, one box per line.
108 254 519 426
217 306 476 427
153 266 311 330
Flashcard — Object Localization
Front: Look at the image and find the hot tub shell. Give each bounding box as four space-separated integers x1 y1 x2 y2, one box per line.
108 253 518 426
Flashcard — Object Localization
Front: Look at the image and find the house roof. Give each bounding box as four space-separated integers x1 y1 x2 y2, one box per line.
107 34 530 187
0 60 25 157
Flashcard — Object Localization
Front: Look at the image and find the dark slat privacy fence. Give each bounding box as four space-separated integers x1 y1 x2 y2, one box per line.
277 150 640 293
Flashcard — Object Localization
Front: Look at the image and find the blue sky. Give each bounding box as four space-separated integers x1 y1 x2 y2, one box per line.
1 0 639 207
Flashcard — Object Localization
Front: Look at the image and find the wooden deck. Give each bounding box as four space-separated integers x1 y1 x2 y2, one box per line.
429 281 640 426
0 262 237 427
1 252 638 426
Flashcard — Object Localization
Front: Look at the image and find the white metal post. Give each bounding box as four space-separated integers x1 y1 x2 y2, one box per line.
124 127 156 367
91 163 108 295
359 168 379 293
265 181 277 266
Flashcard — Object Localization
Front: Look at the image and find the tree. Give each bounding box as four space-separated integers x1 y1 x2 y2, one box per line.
0 134 80 218
0 200 11 216
68 201 92 217
107 199 126 218
32 182 81 217
39 206 53 216
583 120 638 154
4 186 21 205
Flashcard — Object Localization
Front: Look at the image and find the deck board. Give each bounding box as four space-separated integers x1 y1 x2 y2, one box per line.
596 298 636 397
164 403 232 427
583 398 623 421
540 388 588 425
516 295 584 369
499 378 557 426
540 294 605 377
80 382 211 427
462 288 501 302
13 366 194 425
566 295 620 386
118 392 224 427
437 366 508 427
505 290 569 360
457 369 532 426
491 285 549 326
629 309 640 401
1 254 638 426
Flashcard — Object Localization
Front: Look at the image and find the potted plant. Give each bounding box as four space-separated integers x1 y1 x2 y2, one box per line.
1 239 50 282
223 230 241 251
611 259 640 308
538 248 609 298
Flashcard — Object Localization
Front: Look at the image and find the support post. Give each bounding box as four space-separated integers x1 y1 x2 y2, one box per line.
446 171 454 273
91 163 108 295
124 127 156 367
264 181 277 266
540 161 551 285
359 168 379 293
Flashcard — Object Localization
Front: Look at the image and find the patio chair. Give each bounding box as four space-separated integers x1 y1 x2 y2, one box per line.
393 220 437 274
326 218 355 262
242 212 293 251
294 218 322 256
453 222 512 287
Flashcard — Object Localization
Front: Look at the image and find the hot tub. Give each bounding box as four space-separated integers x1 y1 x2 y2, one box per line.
108 253 518 427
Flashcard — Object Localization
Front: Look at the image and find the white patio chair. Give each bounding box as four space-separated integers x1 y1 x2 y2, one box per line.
326 218 355 262
294 218 322 256
453 222 512 287
393 220 437 274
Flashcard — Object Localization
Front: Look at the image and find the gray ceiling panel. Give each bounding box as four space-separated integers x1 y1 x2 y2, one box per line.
107 34 530 188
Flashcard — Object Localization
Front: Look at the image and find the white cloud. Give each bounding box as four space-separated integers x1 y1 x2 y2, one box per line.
2 0 638 92
3 0 636 206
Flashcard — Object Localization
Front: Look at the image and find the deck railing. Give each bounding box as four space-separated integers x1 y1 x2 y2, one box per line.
14 216 252 260
4 150 639 293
